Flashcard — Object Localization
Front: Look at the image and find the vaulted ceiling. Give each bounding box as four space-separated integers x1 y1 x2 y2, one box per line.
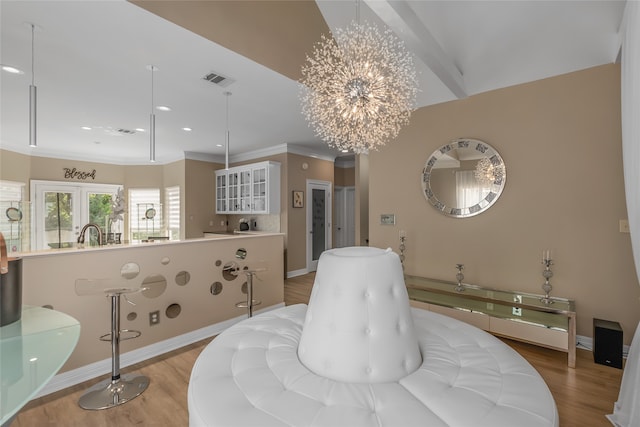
0 0 626 165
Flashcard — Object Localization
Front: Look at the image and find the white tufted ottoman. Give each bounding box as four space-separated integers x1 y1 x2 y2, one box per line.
188 248 558 427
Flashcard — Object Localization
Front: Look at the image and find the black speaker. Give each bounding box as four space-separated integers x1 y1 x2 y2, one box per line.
593 318 623 369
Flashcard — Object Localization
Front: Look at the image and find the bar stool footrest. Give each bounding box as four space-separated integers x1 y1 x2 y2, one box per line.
235 300 262 309
99 329 142 342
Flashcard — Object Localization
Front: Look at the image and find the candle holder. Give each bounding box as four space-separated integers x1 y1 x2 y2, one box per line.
399 235 406 270
541 257 554 304
455 264 465 292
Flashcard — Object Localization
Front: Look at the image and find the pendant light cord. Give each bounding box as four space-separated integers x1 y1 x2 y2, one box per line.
149 65 156 162
31 24 35 86
224 92 231 170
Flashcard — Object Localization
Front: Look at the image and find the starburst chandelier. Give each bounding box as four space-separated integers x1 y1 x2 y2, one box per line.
474 157 505 185
300 14 418 153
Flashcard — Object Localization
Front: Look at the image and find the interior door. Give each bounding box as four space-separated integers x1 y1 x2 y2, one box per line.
306 180 331 272
334 186 355 248
334 187 345 248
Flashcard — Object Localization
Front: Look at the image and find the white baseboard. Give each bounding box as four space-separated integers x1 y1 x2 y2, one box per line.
286 268 308 279
35 303 285 399
576 334 630 357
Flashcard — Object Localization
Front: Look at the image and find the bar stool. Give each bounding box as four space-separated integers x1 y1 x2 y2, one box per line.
75 278 149 410
235 269 264 318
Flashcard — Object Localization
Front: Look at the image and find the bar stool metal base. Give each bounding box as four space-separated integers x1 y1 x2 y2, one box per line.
78 373 149 410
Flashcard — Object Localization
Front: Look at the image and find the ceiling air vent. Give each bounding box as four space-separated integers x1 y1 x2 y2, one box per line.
116 128 136 135
202 71 235 88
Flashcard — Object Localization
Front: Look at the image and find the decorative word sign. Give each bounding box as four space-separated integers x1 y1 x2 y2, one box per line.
63 167 96 180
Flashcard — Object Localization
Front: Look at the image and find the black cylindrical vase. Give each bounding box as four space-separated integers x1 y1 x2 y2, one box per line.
1 257 22 327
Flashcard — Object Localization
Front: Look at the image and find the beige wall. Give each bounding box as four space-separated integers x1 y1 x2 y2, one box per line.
356 154 370 246
334 166 355 187
184 159 223 239
369 64 640 344
286 153 334 273
0 150 31 198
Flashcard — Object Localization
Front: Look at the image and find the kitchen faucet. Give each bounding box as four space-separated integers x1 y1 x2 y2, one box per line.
77 223 103 247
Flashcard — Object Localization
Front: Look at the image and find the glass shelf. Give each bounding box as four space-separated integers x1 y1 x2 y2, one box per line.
1 306 80 424
405 275 576 367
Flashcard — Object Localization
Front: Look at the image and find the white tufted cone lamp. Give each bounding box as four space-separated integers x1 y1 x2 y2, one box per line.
298 247 422 383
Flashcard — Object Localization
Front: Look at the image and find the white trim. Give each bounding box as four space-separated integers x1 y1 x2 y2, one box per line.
335 159 355 169
306 179 332 272
34 303 285 399
187 144 338 166
184 151 221 163
286 268 309 278
2 144 338 167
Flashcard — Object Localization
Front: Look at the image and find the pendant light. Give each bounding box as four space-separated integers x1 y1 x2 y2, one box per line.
148 65 157 162
28 23 37 148
224 91 231 170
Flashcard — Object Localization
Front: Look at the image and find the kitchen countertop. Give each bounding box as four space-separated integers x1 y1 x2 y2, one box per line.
15 233 284 258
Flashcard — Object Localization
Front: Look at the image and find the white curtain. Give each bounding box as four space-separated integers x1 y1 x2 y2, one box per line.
455 170 489 207
608 2 640 426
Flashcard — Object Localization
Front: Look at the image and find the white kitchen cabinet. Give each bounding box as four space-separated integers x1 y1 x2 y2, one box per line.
215 161 280 214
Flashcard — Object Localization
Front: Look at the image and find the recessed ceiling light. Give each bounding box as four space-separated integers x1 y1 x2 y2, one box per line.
135 128 145 132
216 144 223 147
156 105 171 112
182 127 192 132
81 126 92 130
1 65 24 74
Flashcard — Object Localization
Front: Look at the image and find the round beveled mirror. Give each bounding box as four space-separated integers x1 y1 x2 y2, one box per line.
421 138 506 218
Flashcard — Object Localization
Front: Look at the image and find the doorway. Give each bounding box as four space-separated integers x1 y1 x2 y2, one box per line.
306 180 331 272
334 186 355 248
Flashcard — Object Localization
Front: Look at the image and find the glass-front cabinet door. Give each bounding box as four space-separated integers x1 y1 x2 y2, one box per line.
228 171 240 212
252 165 267 213
239 170 251 212
216 173 227 213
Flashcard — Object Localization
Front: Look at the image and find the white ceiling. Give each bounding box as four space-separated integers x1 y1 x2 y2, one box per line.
0 0 626 165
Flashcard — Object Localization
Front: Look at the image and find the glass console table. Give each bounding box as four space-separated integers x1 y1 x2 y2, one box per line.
405 275 576 368
1 306 81 425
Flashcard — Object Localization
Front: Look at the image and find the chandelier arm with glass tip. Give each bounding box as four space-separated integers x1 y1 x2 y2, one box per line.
300 21 418 153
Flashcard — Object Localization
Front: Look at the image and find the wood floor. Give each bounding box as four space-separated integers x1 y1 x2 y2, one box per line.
13 273 623 427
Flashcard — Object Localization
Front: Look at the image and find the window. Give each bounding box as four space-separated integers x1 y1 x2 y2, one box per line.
129 188 162 242
165 186 180 240
0 180 26 252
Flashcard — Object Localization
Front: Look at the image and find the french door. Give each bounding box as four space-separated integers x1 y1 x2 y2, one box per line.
31 180 120 250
